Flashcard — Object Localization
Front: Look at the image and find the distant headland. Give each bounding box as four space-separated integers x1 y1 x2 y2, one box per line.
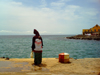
66 24 100 40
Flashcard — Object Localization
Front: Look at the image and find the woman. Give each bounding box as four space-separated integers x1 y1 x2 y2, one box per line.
31 29 43 65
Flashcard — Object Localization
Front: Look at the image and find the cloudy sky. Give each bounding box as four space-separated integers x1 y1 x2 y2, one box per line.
0 0 100 35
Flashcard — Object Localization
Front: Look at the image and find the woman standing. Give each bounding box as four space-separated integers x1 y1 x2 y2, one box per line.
31 29 43 65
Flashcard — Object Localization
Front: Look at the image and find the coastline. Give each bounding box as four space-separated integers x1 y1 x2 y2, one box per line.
0 58 100 75
66 35 100 40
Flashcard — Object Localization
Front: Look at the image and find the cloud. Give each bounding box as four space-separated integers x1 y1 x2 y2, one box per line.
58 0 71 3
67 5 80 9
50 0 71 8
0 30 34 35
51 2 65 7
0 30 12 33
0 0 99 35
88 0 100 3
40 31 47 34
40 0 47 7
10 1 22 5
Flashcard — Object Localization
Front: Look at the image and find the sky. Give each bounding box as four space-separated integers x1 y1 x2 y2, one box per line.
0 0 100 35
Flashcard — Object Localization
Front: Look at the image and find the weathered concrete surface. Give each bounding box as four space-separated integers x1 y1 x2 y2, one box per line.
0 58 100 75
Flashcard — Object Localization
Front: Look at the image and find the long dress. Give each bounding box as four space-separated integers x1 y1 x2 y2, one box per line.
31 29 43 65
34 38 43 65
32 36 43 65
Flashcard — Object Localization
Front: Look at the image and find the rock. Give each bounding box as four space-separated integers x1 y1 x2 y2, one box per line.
66 35 100 40
98 72 100 75
5 57 9 60
0 57 5 58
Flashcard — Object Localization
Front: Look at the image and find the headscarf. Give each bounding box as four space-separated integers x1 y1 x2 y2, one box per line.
34 29 40 36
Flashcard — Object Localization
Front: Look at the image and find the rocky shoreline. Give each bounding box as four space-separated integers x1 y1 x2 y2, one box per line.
66 35 100 40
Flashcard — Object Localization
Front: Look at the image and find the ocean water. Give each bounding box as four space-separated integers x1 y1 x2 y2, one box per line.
0 35 100 59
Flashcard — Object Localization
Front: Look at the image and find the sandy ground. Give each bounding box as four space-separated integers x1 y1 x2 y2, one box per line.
0 58 100 75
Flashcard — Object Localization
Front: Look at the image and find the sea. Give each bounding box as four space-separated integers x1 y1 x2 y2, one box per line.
0 35 100 59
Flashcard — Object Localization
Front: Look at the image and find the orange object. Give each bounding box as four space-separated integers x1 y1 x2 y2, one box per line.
59 53 69 63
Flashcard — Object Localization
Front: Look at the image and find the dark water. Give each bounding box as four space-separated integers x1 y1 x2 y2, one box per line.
0 35 100 59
